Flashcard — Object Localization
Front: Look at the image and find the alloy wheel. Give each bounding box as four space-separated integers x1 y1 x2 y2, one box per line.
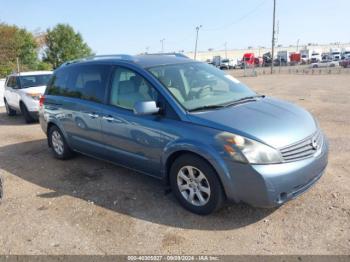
177 165 211 206
51 130 64 155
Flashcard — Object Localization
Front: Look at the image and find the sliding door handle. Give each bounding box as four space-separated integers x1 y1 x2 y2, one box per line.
102 116 115 122
88 113 99 119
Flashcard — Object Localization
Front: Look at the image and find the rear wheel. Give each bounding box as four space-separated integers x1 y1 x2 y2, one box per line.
20 102 35 123
4 99 16 116
169 154 225 215
48 126 74 160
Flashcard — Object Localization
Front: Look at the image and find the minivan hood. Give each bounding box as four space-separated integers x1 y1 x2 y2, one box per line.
187 97 317 148
21 85 46 94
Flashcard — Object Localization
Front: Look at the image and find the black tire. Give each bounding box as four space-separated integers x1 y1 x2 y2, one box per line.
20 102 35 123
169 154 225 215
4 99 16 116
48 125 74 160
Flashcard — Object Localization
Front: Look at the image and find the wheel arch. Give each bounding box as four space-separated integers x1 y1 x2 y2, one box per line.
46 120 71 149
163 143 233 199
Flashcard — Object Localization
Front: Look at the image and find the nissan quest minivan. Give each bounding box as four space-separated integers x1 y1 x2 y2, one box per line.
39 54 328 215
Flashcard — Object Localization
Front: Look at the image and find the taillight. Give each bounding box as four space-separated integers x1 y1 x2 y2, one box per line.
39 95 45 107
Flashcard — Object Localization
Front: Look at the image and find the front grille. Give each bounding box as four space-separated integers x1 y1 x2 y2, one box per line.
280 130 323 162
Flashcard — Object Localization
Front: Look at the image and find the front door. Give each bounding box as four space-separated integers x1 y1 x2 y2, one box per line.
100 66 167 176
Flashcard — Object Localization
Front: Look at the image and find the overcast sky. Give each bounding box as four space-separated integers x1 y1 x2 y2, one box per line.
1 0 349 54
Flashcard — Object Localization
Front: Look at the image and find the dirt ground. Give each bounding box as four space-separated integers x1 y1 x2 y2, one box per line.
0 74 349 255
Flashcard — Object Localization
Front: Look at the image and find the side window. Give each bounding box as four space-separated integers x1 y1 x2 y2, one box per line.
46 69 69 96
64 65 110 103
109 67 158 110
6 77 16 88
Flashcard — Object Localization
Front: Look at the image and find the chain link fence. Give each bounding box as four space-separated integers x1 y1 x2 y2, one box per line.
231 65 350 77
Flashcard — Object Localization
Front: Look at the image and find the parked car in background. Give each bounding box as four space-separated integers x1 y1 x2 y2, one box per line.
310 60 339 68
341 47 350 60
220 59 236 70
276 51 289 66
212 56 222 68
289 52 301 65
340 58 350 68
330 48 341 61
242 53 255 68
262 52 272 67
3 71 52 123
300 49 309 64
310 49 322 63
0 78 5 107
39 54 328 215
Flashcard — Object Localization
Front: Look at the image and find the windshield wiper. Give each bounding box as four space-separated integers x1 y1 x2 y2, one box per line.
188 95 265 112
222 95 265 107
188 104 225 112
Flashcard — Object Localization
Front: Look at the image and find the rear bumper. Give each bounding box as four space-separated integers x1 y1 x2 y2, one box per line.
224 136 329 208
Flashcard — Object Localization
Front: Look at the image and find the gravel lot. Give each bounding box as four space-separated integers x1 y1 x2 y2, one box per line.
0 74 349 255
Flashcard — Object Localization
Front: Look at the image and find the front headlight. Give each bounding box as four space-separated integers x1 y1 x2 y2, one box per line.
218 132 283 164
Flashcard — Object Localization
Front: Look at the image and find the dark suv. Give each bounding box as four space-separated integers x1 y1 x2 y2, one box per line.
39 54 328 214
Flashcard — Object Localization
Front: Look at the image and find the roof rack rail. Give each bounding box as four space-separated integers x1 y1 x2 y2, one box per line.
145 52 189 58
60 54 134 67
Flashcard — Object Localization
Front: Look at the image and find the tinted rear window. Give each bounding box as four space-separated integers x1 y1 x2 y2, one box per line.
47 64 111 103
19 74 52 88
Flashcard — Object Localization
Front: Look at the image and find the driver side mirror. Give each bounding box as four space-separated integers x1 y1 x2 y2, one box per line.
133 101 160 115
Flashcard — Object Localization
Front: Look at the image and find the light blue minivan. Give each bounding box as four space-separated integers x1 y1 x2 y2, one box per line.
39 54 328 214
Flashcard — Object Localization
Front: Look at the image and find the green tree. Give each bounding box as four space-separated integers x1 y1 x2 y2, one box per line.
0 23 39 77
44 24 93 68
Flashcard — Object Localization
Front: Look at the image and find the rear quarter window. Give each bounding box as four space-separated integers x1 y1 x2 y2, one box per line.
46 69 69 95
46 64 111 104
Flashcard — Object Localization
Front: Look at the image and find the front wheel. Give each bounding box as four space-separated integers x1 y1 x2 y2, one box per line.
20 103 35 123
169 154 225 215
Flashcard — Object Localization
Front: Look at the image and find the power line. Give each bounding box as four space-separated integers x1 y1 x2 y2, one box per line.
203 0 268 32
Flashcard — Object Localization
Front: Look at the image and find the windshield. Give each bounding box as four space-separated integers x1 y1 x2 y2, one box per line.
19 74 52 88
148 62 256 111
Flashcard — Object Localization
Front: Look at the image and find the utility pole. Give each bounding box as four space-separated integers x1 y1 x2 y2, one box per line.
16 57 20 74
271 0 276 74
194 25 202 60
224 42 228 59
160 38 165 53
296 39 300 52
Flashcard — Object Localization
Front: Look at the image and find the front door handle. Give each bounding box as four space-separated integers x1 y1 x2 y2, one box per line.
88 113 99 119
102 116 115 122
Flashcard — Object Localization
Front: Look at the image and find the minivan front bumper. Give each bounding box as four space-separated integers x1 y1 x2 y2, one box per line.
223 136 329 208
